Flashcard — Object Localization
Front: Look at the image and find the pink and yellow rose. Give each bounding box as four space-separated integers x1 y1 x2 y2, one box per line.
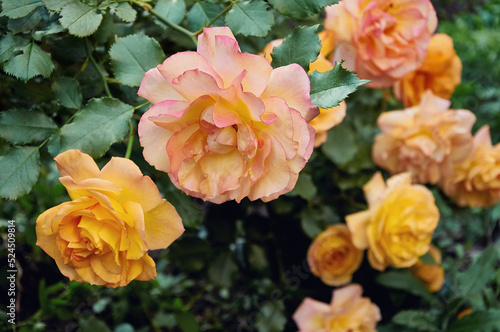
441 125 500 207
324 0 437 88
36 150 184 287
372 91 476 184
346 172 439 271
293 284 381 331
394 33 462 107
138 27 318 203
307 224 363 286
260 36 346 147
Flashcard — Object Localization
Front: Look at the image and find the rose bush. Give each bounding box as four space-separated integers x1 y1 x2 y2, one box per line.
36 150 184 287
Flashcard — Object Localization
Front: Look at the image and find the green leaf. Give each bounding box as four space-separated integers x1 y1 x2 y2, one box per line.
42 0 71 12
154 0 186 28
52 76 82 109
59 1 103 37
114 323 135 332
0 109 58 145
187 2 224 32
114 2 136 23
79 316 111 332
175 312 200 332
7 8 42 34
47 131 61 157
321 122 358 165
392 310 439 332
447 309 500 332
269 0 335 19
255 300 287 332
60 98 134 158
456 246 497 297
270 25 321 71
1 0 42 19
3 42 54 81
300 205 340 239
109 33 166 87
376 269 433 302
0 34 29 63
309 62 370 109
0 146 41 200
208 252 238 288
287 173 317 200
225 0 274 37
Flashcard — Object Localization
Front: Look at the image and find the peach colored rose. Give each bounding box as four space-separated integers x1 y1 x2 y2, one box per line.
324 0 438 88
394 33 462 107
346 172 439 271
410 245 445 292
372 91 476 184
36 150 184 287
260 37 346 147
138 27 318 203
293 284 381 331
441 125 500 207
307 224 363 286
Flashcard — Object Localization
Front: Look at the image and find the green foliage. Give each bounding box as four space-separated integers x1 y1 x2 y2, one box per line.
270 25 321 71
392 310 440 332
52 76 82 109
187 2 224 32
225 0 275 37
154 0 186 28
3 42 54 81
269 0 336 19
1 0 42 19
113 3 137 23
321 121 358 165
0 147 40 199
59 1 103 37
109 33 166 87
376 269 434 302
59 98 134 158
447 310 500 332
0 109 57 146
309 62 371 108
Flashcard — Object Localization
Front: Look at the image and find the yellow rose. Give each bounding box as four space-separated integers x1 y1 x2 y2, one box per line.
346 172 440 271
441 125 500 207
410 245 445 292
293 284 381 331
394 33 463 107
307 224 363 286
260 35 346 148
36 150 184 287
372 91 476 184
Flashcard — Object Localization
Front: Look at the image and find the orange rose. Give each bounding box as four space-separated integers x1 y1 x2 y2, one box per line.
293 284 381 331
139 27 318 203
260 36 346 147
36 150 184 287
394 33 462 107
346 172 439 271
307 224 363 286
441 125 500 207
410 245 445 292
324 0 437 88
372 91 476 184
